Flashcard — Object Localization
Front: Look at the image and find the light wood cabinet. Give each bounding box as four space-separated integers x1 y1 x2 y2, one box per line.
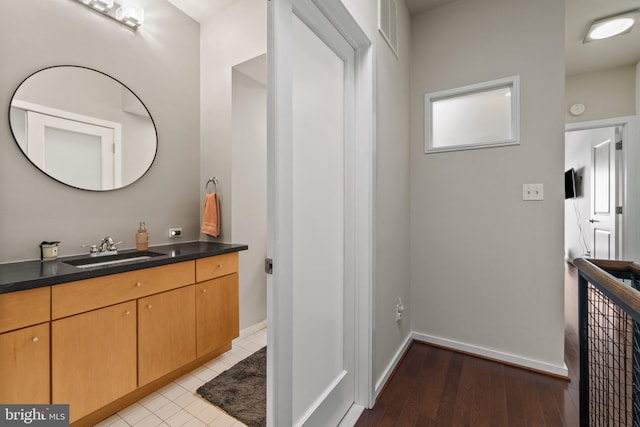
0 322 50 404
138 286 196 386
52 261 194 319
196 252 238 282
52 301 137 423
0 287 51 404
2 250 241 426
0 286 50 333
196 273 239 357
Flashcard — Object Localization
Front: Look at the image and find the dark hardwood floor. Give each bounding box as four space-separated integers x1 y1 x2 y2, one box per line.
355 264 580 426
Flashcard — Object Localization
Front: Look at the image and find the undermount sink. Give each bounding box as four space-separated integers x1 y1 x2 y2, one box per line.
63 251 165 268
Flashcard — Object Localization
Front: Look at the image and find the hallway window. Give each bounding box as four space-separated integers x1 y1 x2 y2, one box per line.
424 75 520 153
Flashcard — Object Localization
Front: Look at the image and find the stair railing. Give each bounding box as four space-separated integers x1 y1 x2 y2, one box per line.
574 258 640 427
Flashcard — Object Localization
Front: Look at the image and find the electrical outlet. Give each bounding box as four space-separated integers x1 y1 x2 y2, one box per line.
395 297 404 322
168 228 182 238
522 183 544 201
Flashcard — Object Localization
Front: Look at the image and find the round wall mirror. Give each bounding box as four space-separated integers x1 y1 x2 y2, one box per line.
8 66 157 191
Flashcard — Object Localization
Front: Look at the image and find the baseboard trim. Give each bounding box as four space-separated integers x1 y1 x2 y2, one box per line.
373 330 569 401
338 404 365 427
374 333 413 400
411 331 569 379
235 319 267 341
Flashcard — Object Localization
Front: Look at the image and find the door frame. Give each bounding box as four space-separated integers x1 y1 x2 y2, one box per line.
267 0 374 425
13 99 122 190
566 116 640 261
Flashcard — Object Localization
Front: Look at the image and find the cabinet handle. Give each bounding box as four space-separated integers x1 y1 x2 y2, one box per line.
202 289 207 293
217 264 223 268
32 336 39 343
147 304 152 309
136 282 142 287
125 310 131 316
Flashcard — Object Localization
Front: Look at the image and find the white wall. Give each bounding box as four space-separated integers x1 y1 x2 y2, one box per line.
199 0 266 243
566 65 636 123
371 1 413 386
231 64 267 330
200 0 267 329
410 0 566 374
340 0 414 386
0 0 200 262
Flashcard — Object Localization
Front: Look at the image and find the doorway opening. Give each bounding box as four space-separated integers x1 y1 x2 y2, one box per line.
564 125 622 262
231 54 268 336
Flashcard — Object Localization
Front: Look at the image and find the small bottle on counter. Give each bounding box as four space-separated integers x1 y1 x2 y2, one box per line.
136 221 148 250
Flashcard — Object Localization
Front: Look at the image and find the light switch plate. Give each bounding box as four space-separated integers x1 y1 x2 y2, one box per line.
523 184 544 201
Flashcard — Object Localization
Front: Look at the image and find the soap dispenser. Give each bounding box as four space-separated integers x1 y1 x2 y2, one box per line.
136 222 148 250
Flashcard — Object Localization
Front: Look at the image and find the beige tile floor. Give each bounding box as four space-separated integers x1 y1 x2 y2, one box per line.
94 328 267 427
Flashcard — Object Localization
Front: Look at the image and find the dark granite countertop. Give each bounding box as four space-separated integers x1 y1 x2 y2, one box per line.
0 241 248 294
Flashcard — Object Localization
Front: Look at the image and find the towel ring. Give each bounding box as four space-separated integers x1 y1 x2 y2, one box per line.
205 177 218 194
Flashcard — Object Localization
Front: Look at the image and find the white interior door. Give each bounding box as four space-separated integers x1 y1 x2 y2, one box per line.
291 10 355 426
590 128 617 259
26 110 119 190
267 0 373 425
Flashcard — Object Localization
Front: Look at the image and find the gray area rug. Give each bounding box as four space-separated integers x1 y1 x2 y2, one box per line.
196 347 266 427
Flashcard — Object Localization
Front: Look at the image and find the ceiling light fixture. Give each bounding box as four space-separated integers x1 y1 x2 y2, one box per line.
584 9 639 43
74 0 144 30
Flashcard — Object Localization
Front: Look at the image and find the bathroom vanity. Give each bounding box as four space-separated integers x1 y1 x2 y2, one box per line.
0 241 247 426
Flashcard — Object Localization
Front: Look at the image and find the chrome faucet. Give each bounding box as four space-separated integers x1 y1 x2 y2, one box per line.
100 237 117 252
83 237 123 257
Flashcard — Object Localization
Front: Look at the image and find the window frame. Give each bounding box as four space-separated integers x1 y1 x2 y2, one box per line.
424 75 520 154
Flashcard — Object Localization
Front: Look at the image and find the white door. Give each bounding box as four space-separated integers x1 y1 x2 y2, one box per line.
589 127 617 259
26 111 120 190
267 0 373 426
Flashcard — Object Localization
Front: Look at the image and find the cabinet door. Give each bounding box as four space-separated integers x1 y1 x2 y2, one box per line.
0 323 50 404
138 286 196 386
52 301 137 423
196 273 239 357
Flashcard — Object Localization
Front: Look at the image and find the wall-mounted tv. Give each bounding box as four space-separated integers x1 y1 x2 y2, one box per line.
565 168 577 199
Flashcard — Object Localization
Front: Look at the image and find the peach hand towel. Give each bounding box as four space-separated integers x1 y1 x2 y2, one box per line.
201 193 220 237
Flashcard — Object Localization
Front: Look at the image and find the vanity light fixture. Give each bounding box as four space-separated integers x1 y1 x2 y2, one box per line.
74 0 144 30
584 9 639 43
92 0 114 12
115 3 145 28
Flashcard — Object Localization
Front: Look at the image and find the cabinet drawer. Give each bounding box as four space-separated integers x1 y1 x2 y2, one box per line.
0 287 50 333
196 252 238 282
52 261 195 319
